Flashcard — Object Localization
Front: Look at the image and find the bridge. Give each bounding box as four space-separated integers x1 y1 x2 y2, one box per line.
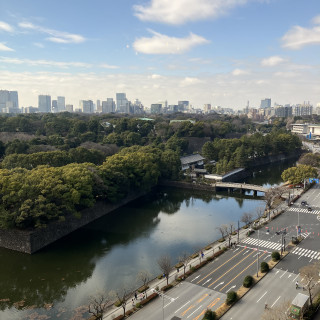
212 182 268 196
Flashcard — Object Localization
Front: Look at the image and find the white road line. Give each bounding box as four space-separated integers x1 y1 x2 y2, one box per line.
191 276 200 282
271 296 281 308
175 300 191 313
257 291 268 303
280 270 288 278
203 278 212 285
187 305 203 318
292 274 299 282
213 282 224 290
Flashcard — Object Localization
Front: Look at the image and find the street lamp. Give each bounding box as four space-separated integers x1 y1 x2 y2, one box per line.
256 229 260 277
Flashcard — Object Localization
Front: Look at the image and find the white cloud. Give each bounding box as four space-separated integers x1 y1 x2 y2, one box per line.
99 64 119 69
133 0 249 25
0 56 91 68
133 30 209 54
231 68 249 76
18 21 86 44
261 56 286 67
33 42 44 48
0 43 14 52
180 77 203 86
0 21 13 32
149 74 164 79
282 16 320 49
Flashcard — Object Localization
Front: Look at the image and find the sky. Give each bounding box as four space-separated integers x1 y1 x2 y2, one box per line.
0 0 319 110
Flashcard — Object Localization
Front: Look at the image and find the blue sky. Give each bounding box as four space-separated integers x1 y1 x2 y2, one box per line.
0 0 319 109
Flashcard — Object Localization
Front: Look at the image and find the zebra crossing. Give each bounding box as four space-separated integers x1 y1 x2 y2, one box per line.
288 207 320 215
291 247 320 260
242 238 282 250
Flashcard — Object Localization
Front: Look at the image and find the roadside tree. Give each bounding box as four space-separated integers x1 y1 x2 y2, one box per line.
241 212 253 227
137 270 151 298
299 262 320 304
88 292 111 320
261 299 291 320
157 255 172 285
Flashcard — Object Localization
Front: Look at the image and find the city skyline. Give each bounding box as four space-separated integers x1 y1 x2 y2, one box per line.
0 0 319 109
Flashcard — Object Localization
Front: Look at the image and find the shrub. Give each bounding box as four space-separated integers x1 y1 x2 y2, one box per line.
243 275 253 288
218 238 225 243
260 262 269 273
226 291 237 305
202 309 217 320
135 302 141 308
114 300 121 307
140 292 158 306
138 285 149 293
157 274 163 279
271 251 280 261
205 245 212 250
161 284 173 292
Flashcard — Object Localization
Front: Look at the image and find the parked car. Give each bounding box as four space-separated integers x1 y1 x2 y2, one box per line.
308 207 312 211
301 201 307 206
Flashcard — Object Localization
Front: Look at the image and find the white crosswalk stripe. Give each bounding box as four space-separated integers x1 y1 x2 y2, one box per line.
242 238 282 250
291 247 320 260
300 232 311 239
288 207 320 215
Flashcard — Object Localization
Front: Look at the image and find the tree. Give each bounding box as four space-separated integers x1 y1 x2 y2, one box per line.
241 212 253 227
178 252 192 277
261 299 291 320
202 310 217 320
263 189 277 220
299 262 320 304
281 165 317 185
216 224 228 241
137 270 151 298
88 292 111 320
255 206 265 221
227 222 235 247
112 286 130 317
157 255 172 285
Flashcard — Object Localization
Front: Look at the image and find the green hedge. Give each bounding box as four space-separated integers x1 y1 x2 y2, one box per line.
271 251 280 261
226 291 237 305
260 262 269 273
243 275 253 288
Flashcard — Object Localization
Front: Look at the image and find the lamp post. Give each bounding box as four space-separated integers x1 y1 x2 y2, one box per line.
256 229 260 277
297 204 300 237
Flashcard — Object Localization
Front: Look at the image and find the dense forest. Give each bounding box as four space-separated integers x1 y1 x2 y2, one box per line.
0 113 302 230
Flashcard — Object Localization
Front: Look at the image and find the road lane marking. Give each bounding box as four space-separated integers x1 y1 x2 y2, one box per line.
279 270 288 278
226 285 236 293
292 275 299 282
196 294 208 303
271 296 281 308
197 247 247 284
192 298 220 320
213 282 224 289
203 278 212 285
187 305 203 318
191 275 200 282
257 291 268 303
175 300 190 313
181 305 194 316
219 253 266 291
208 250 255 288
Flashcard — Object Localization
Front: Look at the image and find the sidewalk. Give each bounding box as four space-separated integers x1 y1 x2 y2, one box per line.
103 188 304 320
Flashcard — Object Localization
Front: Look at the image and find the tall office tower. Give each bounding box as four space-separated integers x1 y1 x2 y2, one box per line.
151 104 162 114
178 100 189 112
66 104 73 112
79 100 94 113
102 98 115 113
116 93 129 113
96 100 102 113
0 90 19 110
204 104 211 113
57 96 65 112
38 95 51 113
260 98 271 109
9 91 19 108
52 100 58 113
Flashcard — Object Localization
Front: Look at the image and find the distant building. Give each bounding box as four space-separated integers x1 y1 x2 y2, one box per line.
96 99 101 113
57 96 65 112
66 104 73 112
102 98 115 113
38 95 51 113
178 101 189 112
293 102 313 116
151 104 162 114
204 104 211 113
23 106 38 113
116 93 129 113
275 105 292 118
79 100 94 113
180 154 205 171
0 90 19 111
52 100 58 113
260 98 271 109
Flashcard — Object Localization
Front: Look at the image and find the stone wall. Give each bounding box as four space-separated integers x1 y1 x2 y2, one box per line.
0 190 148 254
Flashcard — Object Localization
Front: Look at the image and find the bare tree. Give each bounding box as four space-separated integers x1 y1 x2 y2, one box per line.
241 212 253 227
111 286 131 317
178 252 191 277
263 189 275 220
227 222 235 247
299 262 320 304
216 224 228 241
261 299 291 320
255 206 265 221
137 270 151 298
157 255 172 285
88 292 111 320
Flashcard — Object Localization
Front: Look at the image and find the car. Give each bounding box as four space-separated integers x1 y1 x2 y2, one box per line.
301 201 307 206
308 207 312 211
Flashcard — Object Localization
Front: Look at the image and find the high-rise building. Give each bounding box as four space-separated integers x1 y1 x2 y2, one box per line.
275 105 292 118
66 104 73 112
178 101 189 112
57 96 65 112
116 93 129 113
0 90 19 111
52 100 58 113
204 104 211 113
102 98 115 113
79 100 93 113
293 102 313 116
96 100 102 113
151 104 162 114
260 98 271 109
38 95 51 113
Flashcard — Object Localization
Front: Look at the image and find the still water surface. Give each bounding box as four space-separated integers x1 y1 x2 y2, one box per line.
0 159 296 319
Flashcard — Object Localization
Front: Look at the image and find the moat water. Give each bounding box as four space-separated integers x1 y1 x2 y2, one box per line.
0 159 296 320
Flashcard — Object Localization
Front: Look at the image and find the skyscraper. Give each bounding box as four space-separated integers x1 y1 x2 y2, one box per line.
260 98 271 109
57 96 65 112
116 93 129 113
0 90 19 110
38 95 51 113
79 100 93 113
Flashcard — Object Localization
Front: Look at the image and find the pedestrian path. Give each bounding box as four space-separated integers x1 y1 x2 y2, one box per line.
299 232 311 239
288 207 320 215
291 247 320 260
241 238 282 250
